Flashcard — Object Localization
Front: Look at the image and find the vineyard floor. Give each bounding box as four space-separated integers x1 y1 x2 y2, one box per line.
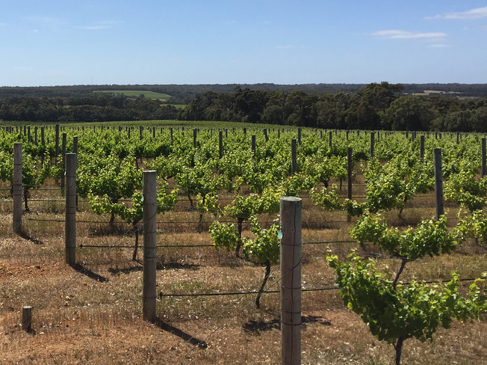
2 174 487 364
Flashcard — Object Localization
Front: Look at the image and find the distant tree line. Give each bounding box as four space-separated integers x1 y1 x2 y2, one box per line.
179 83 487 132
2 82 487 103
1 82 487 131
0 94 179 123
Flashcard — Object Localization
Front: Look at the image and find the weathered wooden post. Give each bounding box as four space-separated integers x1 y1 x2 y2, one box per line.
434 148 444 221
370 132 375 158
193 128 197 148
420 135 425 161
73 136 78 155
55 124 60 156
482 138 486 177
143 170 157 322
297 128 301 145
347 147 353 223
13 143 22 234
22 306 32 333
61 132 66 196
280 197 302 365
34 126 38 145
65 153 77 266
264 128 268 142
252 135 256 156
219 130 223 159
328 131 332 150
291 139 297 175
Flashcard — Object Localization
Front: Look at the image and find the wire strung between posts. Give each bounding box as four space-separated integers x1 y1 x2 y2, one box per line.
175 257 303 363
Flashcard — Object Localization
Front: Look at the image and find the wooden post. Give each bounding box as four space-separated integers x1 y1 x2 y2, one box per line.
252 135 256 156
143 170 157 322
297 128 301 145
61 132 66 196
420 135 425 161
27 126 31 142
456 132 460 145
219 131 223 159
370 132 375 158
22 306 32 333
153 127 156 138
41 127 45 147
280 197 302 365
65 153 77 266
170 127 173 142
347 147 353 223
55 124 60 157
264 128 268 142
434 148 444 221
73 136 78 154
482 138 486 177
328 131 332 150
140 126 143 140
291 139 297 175
34 127 38 145
13 143 22 234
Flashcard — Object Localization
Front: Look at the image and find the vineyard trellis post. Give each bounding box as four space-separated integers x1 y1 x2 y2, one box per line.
297 128 301 145
434 148 444 221
73 136 78 154
347 147 353 223
280 196 302 365
252 135 256 156
291 139 297 175
370 132 375 158
13 143 22 234
193 128 197 148
61 132 66 196
55 124 60 156
420 135 425 161
22 306 32 333
219 131 223 159
482 137 486 177
65 153 77 266
143 170 157 322
328 131 332 150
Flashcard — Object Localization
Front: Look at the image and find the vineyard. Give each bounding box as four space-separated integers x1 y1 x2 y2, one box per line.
1 124 487 364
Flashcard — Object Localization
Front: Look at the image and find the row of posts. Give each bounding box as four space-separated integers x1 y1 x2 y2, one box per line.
13 143 303 363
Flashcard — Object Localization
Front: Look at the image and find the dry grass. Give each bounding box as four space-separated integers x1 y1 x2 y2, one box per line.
1 180 487 364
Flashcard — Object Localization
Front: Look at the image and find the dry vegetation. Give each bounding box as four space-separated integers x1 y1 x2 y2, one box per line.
1 177 487 365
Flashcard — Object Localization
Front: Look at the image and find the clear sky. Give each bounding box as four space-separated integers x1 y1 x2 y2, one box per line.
1 0 486 86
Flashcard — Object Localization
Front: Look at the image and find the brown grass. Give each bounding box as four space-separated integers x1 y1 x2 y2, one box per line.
1 180 487 364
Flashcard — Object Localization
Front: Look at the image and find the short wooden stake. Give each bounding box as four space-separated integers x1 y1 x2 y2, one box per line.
22 306 32 333
280 197 302 365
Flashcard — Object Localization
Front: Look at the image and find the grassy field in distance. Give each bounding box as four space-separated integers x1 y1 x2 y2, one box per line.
93 90 171 100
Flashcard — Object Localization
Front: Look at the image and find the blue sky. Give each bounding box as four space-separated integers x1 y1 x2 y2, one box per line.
1 1 486 86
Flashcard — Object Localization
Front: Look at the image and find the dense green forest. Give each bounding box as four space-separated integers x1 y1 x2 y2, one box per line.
1 82 487 131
